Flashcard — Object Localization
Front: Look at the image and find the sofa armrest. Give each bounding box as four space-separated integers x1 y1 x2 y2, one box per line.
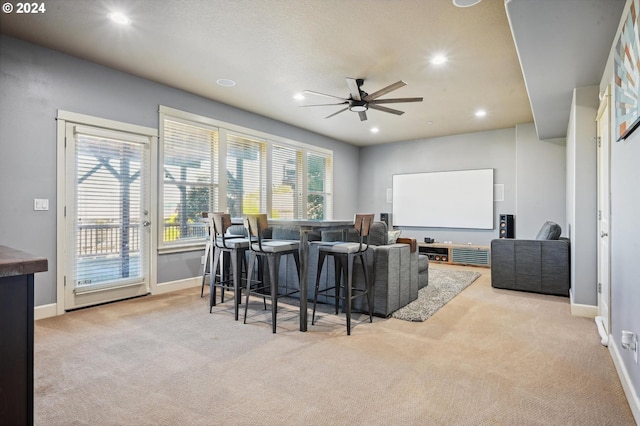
396 237 417 253
357 244 418 316
490 239 570 296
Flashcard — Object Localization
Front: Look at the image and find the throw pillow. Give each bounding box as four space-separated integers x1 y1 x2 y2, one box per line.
535 221 562 240
387 229 402 244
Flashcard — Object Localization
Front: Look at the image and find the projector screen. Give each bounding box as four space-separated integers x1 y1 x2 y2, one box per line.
392 169 494 229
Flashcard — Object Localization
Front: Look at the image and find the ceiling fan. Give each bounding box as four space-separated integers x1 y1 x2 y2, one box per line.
301 78 423 121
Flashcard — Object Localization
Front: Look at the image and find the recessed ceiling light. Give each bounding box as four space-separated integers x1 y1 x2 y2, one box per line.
453 0 482 7
475 109 487 117
108 12 131 25
216 79 236 87
293 93 305 101
370 127 379 133
430 55 448 65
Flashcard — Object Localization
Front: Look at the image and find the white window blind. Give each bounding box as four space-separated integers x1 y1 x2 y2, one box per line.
307 152 332 220
271 144 302 219
226 132 266 217
162 118 218 244
72 128 148 288
159 107 334 245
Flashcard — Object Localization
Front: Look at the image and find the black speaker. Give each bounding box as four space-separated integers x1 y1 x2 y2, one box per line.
499 214 515 239
380 213 390 227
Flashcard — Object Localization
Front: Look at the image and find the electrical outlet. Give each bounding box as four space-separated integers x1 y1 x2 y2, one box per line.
621 330 638 363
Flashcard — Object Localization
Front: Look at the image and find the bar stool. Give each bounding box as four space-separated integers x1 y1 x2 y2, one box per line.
312 214 375 335
209 213 250 320
243 214 301 333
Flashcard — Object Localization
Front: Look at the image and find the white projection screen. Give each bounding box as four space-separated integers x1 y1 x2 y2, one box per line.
392 169 494 229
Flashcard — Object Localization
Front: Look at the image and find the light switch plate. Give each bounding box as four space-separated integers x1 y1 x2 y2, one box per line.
34 198 49 211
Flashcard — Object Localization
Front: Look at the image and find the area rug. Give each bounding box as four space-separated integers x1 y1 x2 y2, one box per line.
392 269 481 322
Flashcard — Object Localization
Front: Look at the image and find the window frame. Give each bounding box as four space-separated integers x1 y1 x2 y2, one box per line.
158 109 220 252
158 106 333 252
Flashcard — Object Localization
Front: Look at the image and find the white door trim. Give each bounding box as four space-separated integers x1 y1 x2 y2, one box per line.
595 86 612 342
56 110 158 314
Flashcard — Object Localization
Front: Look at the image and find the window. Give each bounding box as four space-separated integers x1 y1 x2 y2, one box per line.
161 117 218 245
307 152 332 220
159 106 333 249
226 132 266 217
271 144 302 219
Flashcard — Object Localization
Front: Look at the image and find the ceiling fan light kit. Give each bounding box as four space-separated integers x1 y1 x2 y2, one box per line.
349 101 368 112
302 77 423 121
453 0 482 7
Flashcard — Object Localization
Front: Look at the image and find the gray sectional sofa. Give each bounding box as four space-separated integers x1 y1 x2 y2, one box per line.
490 221 570 296
227 221 427 317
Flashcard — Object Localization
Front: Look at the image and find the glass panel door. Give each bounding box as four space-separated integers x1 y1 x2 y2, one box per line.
65 123 151 310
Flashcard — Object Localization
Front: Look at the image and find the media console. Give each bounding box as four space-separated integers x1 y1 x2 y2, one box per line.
418 242 491 267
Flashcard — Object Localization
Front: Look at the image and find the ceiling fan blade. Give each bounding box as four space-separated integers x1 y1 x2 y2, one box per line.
369 104 405 116
358 111 368 121
325 107 349 119
346 78 362 101
370 97 423 104
300 102 348 107
303 90 348 101
364 81 407 101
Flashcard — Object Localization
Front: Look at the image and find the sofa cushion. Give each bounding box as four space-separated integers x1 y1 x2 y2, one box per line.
271 225 301 240
418 254 429 273
535 221 562 240
417 254 429 289
368 222 388 245
321 221 388 245
387 229 402 244
227 224 249 237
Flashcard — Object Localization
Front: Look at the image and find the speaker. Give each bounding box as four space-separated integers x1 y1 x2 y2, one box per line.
499 214 515 239
380 213 390 227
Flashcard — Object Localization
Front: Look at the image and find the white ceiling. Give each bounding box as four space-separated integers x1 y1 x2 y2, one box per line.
0 0 625 146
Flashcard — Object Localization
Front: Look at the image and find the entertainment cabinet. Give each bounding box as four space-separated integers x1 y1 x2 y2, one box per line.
418 242 491 267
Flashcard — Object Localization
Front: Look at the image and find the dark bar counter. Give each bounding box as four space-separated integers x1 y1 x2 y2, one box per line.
0 245 48 426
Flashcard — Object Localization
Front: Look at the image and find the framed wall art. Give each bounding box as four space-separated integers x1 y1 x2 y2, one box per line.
615 0 640 141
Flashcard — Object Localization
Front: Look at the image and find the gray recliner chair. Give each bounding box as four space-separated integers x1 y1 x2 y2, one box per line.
490 221 570 296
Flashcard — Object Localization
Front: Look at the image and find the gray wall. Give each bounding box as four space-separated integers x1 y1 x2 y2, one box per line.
515 124 567 238
610 120 640 400
600 0 640 401
0 35 359 305
565 86 599 306
358 125 566 247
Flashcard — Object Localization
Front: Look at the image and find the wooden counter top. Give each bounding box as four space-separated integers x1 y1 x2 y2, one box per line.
0 245 48 277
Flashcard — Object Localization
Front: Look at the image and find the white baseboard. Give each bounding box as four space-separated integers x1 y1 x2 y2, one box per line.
34 277 203 319
609 340 640 425
569 290 598 318
153 276 202 295
34 303 58 320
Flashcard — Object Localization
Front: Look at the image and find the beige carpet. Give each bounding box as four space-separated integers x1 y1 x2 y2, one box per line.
34 264 636 425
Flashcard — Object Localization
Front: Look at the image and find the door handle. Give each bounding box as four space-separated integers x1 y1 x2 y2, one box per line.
600 231 608 238
143 220 151 227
